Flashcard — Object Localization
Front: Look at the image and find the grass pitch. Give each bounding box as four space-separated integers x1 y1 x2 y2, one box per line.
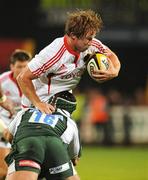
76 146 148 180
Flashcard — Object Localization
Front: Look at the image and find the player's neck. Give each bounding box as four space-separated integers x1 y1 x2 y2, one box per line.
65 35 80 54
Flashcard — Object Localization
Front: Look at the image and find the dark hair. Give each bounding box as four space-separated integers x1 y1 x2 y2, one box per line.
65 9 103 38
10 49 32 64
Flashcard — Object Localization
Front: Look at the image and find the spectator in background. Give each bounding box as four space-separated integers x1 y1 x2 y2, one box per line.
134 87 147 105
107 89 123 106
107 89 132 145
0 49 31 180
87 88 112 145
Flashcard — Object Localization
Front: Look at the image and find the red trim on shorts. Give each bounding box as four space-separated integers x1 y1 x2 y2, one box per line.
19 160 41 169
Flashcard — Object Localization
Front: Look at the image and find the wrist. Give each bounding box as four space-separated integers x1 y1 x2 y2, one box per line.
0 95 7 103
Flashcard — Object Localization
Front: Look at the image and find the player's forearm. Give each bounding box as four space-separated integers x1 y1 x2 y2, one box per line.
18 78 41 106
17 72 41 107
104 48 121 77
107 50 121 77
110 53 121 75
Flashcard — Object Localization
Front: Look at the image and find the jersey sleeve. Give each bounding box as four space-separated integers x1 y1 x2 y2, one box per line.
83 38 107 56
91 38 107 53
28 38 65 77
8 110 25 135
67 119 82 159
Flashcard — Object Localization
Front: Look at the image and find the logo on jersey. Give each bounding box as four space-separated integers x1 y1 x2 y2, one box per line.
61 69 84 79
49 162 70 174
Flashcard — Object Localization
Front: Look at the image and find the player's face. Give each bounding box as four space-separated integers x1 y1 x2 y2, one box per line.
74 31 96 52
10 60 28 78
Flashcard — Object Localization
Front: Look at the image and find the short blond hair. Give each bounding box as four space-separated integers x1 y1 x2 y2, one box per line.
65 9 103 38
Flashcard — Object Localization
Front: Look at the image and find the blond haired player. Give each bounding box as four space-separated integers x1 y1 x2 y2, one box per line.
0 49 31 180
6 9 120 180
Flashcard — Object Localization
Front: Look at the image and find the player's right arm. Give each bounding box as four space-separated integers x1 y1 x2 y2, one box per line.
67 120 82 166
3 109 25 143
17 66 55 114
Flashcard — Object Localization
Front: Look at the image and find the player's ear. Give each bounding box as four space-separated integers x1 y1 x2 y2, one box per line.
70 32 77 40
10 64 14 71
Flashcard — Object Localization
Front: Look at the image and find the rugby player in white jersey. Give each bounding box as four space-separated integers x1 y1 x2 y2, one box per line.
0 85 15 180
0 49 31 179
6 9 121 180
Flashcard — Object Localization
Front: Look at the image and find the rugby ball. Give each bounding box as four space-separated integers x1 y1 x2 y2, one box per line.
86 52 109 83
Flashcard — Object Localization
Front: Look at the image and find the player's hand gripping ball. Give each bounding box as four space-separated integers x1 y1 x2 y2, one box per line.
86 52 109 83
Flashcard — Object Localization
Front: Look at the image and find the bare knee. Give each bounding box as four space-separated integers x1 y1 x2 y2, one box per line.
0 172 6 180
6 171 38 180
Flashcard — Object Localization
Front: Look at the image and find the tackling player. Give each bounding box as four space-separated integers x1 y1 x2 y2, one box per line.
5 91 81 180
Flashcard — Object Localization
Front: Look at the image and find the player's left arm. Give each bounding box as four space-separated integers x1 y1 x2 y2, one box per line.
0 84 15 117
17 67 55 114
104 47 121 77
92 47 121 81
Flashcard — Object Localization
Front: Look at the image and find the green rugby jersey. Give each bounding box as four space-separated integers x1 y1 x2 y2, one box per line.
14 109 68 142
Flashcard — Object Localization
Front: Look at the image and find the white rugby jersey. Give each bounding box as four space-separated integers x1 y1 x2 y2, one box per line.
22 36 106 107
0 71 22 125
8 108 81 159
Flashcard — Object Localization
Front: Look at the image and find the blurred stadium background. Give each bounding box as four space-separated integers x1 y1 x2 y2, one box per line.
0 0 148 179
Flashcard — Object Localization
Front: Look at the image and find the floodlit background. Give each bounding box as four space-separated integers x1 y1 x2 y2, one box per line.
0 0 148 179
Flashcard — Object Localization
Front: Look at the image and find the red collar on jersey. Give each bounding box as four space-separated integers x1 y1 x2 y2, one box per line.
64 35 80 57
64 35 80 65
